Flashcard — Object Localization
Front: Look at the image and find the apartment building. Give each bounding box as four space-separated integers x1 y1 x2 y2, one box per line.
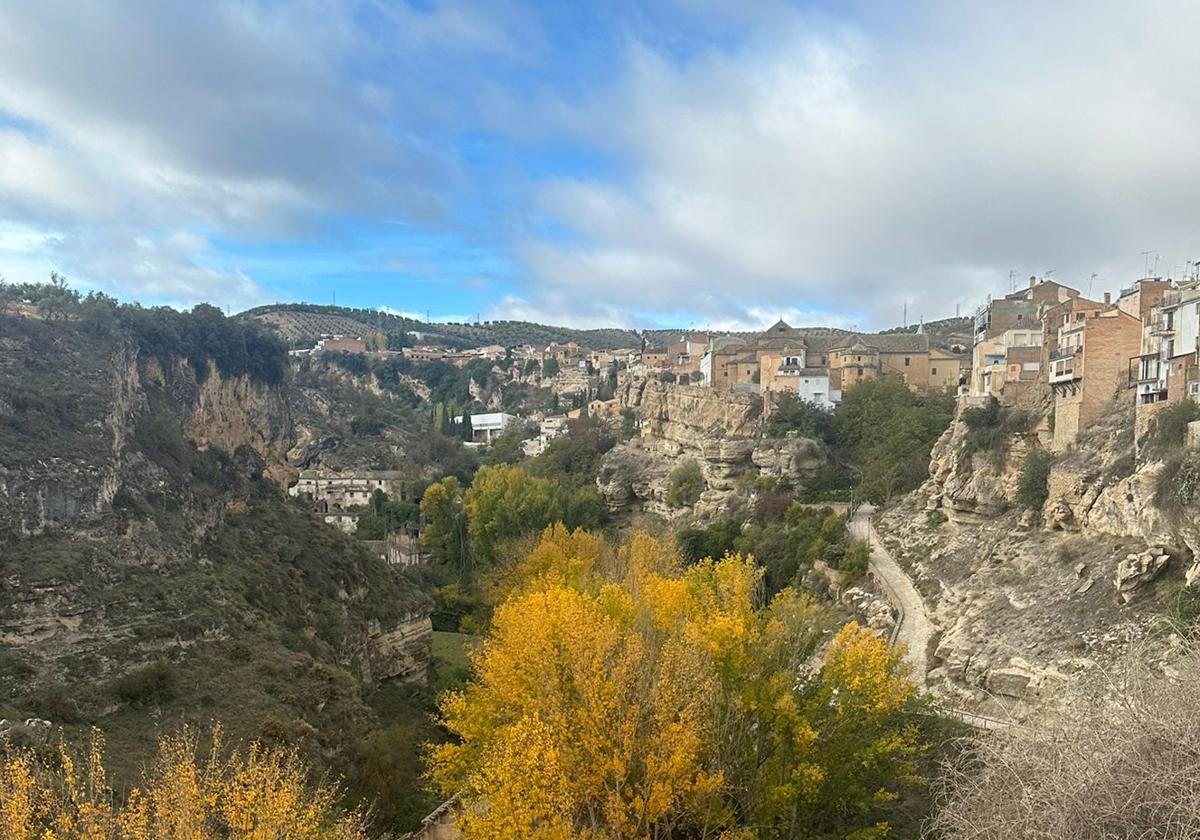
1133 282 1200 411
970 277 1081 400
1049 308 1142 449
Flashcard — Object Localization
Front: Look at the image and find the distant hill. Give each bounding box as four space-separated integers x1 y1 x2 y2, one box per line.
242 303 868 353
242 303 644 351
879 316 972 350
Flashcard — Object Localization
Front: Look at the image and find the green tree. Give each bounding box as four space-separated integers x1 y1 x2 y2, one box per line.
666 458 705 507
1016 449 1054 512
836 378 955 504
420 477 468 579
463 466 566 567
766 392 834 439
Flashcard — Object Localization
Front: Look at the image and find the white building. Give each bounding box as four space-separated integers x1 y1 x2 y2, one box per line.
455 412 517 444
289 470 407 508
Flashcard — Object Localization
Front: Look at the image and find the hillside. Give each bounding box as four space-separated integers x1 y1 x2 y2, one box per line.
243 302 645 350
0 297 449 829
243 302 866 353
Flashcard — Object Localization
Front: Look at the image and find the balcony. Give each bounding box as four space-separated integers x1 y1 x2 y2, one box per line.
1129 353 1162 386
1049 346 1081 384
1150 318 1176 337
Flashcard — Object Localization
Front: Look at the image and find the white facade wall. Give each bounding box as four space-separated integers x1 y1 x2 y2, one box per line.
796 375 836 409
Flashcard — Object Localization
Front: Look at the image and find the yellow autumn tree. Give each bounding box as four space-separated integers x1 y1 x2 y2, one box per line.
0 727 365 840
428 528 922 840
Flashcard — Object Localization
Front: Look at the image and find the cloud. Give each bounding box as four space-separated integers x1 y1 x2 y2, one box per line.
0 0 491 304
509 1 1200 329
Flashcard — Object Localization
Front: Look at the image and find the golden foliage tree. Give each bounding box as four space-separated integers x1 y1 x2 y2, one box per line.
428 527 919 839
0 727 365 840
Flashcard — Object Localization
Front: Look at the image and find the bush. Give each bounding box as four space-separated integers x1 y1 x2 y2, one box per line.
961 397 1035 461
1145 400 1200 457
930 651 1200 839
666 459 705 508
1016 449 1054 511
766 393 834 439
839 539 870 583
1155 452 1200 517
113 660 180 708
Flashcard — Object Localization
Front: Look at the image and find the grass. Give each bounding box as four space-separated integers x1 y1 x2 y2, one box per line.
431 631 475 693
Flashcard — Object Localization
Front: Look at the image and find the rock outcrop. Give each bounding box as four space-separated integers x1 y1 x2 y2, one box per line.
600 377 827 519
1113 547 1170 603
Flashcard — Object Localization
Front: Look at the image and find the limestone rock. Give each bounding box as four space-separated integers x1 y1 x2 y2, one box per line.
603 376 827 520
1113 547 1170 604
842 586 897 637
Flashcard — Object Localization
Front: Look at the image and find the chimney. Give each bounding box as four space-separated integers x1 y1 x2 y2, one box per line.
1103 292 1111 305
1029 276 1037 289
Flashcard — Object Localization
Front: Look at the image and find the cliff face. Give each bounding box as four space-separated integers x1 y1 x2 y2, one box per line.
185 359 295 486
0 312 432 762
600 377 825 519
923 415 1034 523
901 399 1196 718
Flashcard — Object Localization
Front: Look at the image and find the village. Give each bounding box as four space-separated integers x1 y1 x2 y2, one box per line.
286 270 1200 566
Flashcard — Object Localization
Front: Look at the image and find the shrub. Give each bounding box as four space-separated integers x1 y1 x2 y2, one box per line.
961 398 1034 461
1155 452 1200 516
1145 400 1200 457
666 459 705 508
113 660 180 708
765 392 833 439
839 539 870 584
925 509 948 528
930 650 1200 840
1016 449 1054 511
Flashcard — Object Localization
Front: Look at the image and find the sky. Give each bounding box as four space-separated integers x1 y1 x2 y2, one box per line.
2 1 1200 331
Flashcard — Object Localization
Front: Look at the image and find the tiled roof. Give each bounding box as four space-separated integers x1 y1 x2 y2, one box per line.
831 333 931 353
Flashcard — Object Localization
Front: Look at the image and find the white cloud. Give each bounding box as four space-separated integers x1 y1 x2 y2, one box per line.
509 1 1200 328
0 0 467 305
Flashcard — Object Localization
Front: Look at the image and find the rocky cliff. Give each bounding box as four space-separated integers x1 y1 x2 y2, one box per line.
599 377 826 519
892 397 1197 718
0 310 432 783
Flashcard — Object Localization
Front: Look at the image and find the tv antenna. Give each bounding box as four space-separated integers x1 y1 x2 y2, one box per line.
1141 250 1159 278
1008 269 1017 294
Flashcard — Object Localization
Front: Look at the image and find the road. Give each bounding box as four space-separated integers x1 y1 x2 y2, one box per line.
848 503 932 688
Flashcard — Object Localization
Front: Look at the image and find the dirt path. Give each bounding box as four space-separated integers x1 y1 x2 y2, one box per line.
848 503 932 688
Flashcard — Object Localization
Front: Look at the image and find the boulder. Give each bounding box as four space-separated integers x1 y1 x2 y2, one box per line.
1113 547 1170 604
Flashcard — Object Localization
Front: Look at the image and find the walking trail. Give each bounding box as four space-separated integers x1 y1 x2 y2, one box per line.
848 503 931 687
847 504 1012 731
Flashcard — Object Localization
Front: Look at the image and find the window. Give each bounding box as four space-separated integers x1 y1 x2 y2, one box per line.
1017 313 1023 320
904 357 911 366
931 367 937 375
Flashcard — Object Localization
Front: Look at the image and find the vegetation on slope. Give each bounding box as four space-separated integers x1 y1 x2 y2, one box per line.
244 302 645 351
428 526 922 839
0 727 368 838
767 377 956 503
